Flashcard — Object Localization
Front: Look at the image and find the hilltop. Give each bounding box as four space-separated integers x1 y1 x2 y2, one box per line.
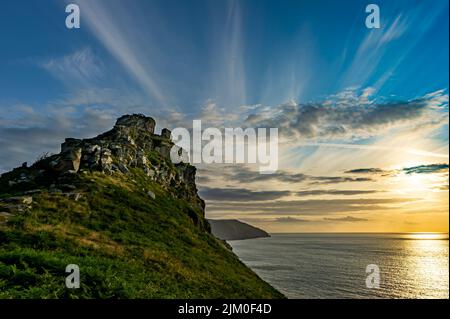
0 114 283 298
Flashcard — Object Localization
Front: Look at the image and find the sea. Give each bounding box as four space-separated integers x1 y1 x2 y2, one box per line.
229 233 449 299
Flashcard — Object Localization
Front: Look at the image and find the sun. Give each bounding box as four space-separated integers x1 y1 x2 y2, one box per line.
407 173 430 191
393 167 444 197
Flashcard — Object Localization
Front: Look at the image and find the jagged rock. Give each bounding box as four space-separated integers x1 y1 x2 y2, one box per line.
100 149 113 173
59 184 77 191
159 170 168 180
22 196 33 205
161 128 171 140
0 196 33 205
0 196 33 215
6 172 33 186
137 152 148 166
50 138 82 173
0 211 12 224
24 189 43 195
1 205 23 213
0 211 12 218
161 145 172 159
117 163 130 174
115 114 156 134
68 192 82 201
87 144 101 153
144 167 155 178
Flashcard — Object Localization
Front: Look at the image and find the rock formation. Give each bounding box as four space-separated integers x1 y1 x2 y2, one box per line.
1 114 204 215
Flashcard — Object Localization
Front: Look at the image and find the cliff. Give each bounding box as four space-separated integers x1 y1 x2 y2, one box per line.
208 219 270 241
0 114 283 298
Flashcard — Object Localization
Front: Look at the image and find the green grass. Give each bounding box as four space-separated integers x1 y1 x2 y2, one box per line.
0 170 284 299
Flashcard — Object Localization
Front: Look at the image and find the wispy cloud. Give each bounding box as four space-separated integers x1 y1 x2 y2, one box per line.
403 164 449 175
345 168 387 174
341 1 447 90
341 13 409 88
216 0 246 107
275 217 311 223
39 47 103 86
204 166 375 185
199 187 290 201
77 0 166 104
323 216 369 222
345 163 449 176
206 198 418 215
296 190 380 196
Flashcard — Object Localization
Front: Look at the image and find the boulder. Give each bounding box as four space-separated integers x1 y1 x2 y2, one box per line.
117 163 130 174
155 144 172 160
115 114 156 134
0 196 33 205
50 138 82 173
147 191 156 199
161 128 172 140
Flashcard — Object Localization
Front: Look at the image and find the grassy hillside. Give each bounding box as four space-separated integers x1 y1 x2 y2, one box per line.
0 167 283 299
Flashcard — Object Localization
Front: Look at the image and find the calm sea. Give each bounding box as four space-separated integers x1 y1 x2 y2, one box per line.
229 233 449 299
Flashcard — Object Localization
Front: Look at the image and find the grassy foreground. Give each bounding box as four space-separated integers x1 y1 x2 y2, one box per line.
0 168 283 298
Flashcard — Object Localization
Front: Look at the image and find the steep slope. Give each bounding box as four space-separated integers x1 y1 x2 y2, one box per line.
208 219 270 240
0 114 283 298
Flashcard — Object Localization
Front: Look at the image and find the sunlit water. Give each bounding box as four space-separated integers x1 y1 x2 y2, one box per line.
229 233 449 299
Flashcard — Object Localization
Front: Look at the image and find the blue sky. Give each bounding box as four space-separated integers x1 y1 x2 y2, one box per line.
0 0 448 231
0 0 448 108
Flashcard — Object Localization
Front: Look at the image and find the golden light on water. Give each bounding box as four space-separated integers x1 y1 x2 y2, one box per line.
406 233 449 240
400 233 449 298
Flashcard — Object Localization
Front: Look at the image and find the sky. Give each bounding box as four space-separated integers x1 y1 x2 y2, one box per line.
0 0 448 232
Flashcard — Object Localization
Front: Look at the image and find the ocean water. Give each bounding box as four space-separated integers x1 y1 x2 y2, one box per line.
229 233 449 299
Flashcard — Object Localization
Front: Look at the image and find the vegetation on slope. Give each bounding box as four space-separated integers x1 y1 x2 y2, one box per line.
0 163 283 299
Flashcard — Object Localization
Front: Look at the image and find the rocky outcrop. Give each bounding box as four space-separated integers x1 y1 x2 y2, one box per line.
0 196 33 216
1 114 204 214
